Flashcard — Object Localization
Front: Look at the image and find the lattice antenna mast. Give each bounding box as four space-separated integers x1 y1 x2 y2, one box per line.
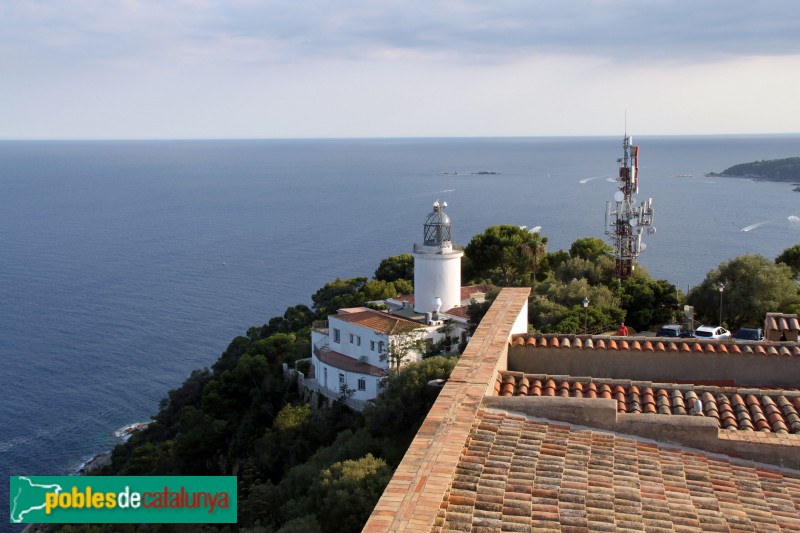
604 135 656 280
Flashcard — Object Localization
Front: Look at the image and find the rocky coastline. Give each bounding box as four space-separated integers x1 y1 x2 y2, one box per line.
76 422 150 475
77 451 112 475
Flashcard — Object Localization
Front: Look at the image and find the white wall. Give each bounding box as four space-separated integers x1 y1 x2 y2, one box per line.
511 299 529 337
413 248 463 314
328 316 389 368
311 355 382 402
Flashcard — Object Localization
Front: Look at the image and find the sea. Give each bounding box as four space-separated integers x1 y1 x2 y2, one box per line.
2 135 799 528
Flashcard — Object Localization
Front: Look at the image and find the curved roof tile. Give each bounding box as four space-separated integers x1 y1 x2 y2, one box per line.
493 371 800 435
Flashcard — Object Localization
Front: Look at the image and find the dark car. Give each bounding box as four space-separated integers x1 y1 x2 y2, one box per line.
656 324 691 338
733 327 764 342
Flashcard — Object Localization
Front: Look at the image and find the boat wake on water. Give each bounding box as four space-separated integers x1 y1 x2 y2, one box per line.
579 175 611 184
789 215 800 224
740 221 769 232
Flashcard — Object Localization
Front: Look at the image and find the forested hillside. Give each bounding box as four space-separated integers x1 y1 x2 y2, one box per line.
710 157 800 182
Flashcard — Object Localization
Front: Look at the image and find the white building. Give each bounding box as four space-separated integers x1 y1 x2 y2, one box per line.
308 201 490 408
311 307 427 404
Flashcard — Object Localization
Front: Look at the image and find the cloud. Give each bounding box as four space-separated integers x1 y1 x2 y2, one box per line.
2 1 799 138
3 0 800 70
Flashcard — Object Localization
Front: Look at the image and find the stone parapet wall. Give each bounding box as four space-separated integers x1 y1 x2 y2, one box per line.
364 287 531 533
508 343 800 387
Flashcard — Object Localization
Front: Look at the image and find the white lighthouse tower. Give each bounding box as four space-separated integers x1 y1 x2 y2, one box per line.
413 201 463 317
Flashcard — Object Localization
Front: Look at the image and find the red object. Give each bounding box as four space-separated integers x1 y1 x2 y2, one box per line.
617 324 628 336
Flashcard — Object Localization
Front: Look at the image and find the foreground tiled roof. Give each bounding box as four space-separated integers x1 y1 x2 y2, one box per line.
367 289 800 531
313 345 385 377
331 308 423 335
435 408 800 532
510 334 800 357
495 372 800 434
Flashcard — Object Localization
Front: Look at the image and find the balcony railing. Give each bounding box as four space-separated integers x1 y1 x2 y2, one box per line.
413 243 464 254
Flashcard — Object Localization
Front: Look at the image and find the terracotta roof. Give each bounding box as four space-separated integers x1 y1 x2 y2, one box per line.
313 345 385 377
766 313 800 341
443 305 470 320
459 284 492 301
435 408 800 532
331 308 423 335
510 333 800 357
495 372 800 434
366 289 800 532
390 285 494 306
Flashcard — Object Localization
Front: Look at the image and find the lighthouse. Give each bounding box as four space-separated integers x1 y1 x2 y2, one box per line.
413 201 463 316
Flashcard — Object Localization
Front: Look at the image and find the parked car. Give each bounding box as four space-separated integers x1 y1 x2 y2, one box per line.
692 326 730 340
733 327 764 342
656 324 692 338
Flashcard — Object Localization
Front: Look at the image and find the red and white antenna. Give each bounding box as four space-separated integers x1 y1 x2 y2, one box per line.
605 133 655 280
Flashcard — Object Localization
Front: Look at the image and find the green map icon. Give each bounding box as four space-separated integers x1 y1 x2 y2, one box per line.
9 476 63 523
9 475 237 524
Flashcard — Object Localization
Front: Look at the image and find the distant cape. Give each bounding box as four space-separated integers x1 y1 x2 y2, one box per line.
707 157 800 184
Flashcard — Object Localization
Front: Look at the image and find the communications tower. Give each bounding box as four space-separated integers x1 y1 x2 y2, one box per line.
605 135 656 280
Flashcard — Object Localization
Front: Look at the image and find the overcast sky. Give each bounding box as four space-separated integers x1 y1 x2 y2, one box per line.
2 1 799 139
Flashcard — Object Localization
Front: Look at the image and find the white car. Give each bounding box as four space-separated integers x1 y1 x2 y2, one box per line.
692 326 730 340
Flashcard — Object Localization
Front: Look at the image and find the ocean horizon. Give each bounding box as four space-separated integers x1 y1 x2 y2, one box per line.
2 134 799 529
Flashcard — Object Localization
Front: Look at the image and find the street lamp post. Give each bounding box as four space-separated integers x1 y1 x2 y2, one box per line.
718 282 724 326
582 297 590 334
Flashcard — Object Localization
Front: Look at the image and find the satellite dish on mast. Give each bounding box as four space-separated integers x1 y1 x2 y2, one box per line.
629 218 638 227
614 191 624 203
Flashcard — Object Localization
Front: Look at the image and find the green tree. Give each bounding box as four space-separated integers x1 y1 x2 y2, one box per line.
467 290 499 333
312 454 393 533
277 515 323 533
776 244 800 279
464 225 548 285
248 304 315 340
554 255 615 286
311 277 410 317
531 278 623 333
520 236 548 294
620 277 679 332
380 329 425 371
365 356 457 464
311 277 370 316
569 236 613 262
687 254 800 327
374 253 414 282
257 404 316 479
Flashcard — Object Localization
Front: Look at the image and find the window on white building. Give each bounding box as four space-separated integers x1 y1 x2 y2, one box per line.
378 341 385 353
339 373 345 385
356 335 361 346
358 378 366 391
333 329 340 343
370 340 375 351
349 333 354 343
